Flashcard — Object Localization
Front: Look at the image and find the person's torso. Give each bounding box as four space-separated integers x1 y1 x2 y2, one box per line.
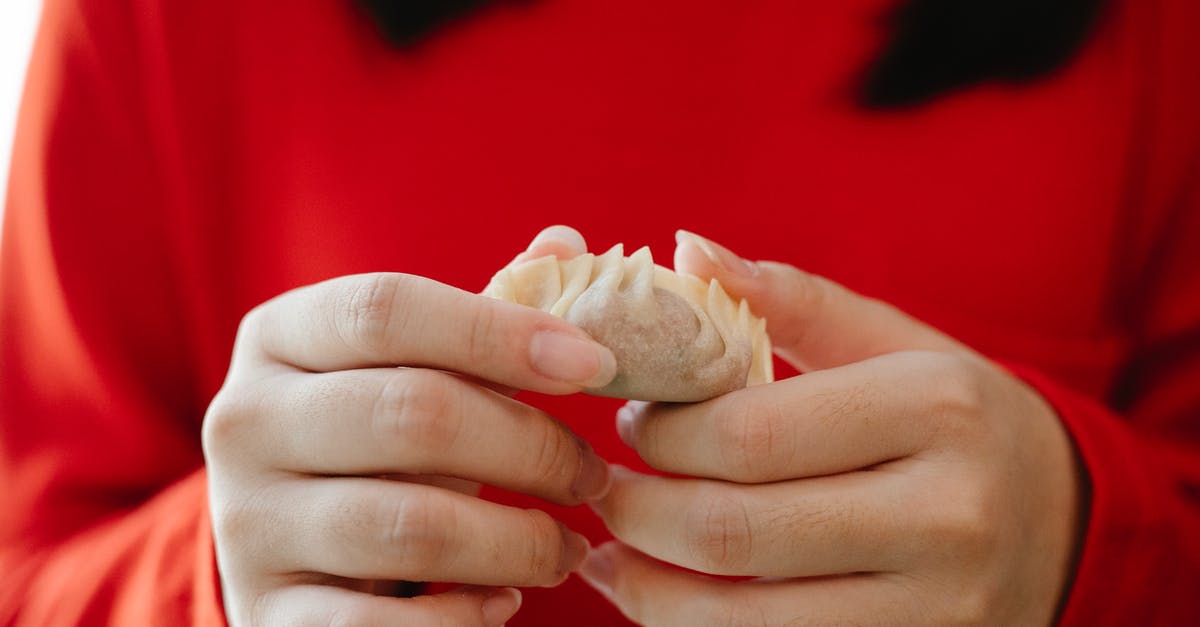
136 1 1170 622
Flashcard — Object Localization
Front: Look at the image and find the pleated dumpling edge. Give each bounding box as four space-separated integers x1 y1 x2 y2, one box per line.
483 244 773 402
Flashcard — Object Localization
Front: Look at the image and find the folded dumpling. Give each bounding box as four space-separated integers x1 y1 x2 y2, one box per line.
483 244 773 402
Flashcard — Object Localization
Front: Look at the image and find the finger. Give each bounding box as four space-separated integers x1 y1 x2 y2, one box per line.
590 467 918 578
238 272 616 393
214 368 611 504
619 351 969 482
250 478 589 587
673 230 964 371
579 542 923 627
510 224 588 264
256 584 521 627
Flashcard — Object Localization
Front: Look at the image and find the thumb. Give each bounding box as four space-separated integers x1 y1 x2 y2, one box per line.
673 230 964 371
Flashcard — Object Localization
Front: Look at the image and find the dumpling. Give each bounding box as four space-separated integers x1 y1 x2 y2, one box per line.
483 244 773 402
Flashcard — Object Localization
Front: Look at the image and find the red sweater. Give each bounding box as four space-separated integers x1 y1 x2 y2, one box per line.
2 0 1198 624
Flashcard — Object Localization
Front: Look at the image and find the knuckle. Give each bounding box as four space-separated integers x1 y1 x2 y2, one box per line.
373 371 463 457
337 273 410 357
518 509 569 581
921 351 985 420
928 478 1001 562
202 389 258 457
210 503 247 543
766 265 830 349
683 489 754 574
528 417 578 490
901 351 988 448
378 493 452 572
714 398 789 482
211 491 267 548
464 299 500 365
636 405 669 467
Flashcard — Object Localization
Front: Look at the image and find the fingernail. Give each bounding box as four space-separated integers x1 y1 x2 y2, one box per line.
676 230 757 278
616 402 649 448
530 331 617 388
556 524 590 578
572 442 612 501
586 465 628 518
579 545 616 598
481 587 522 626
615 406 635 447
530 225 587 256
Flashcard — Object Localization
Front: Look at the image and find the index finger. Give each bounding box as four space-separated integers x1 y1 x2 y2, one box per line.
620 351 963 482
238 273 616 394
673 230 964 372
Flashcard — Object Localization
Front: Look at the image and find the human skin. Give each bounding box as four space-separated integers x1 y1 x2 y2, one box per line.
202 228 616 625
203 222 1082 625
577 229 1084 626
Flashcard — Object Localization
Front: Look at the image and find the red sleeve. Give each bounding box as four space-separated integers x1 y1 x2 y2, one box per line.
1003 2 1200 617
1064 161 1200 624
1006 1 1200 621
0 0 225 624
999 189 1200 622
1009 363 1200 625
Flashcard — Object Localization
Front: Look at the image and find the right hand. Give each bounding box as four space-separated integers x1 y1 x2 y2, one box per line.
202 228 616 625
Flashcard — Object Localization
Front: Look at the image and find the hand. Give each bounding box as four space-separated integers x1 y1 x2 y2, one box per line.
580 230 1084 626
202 227 616 626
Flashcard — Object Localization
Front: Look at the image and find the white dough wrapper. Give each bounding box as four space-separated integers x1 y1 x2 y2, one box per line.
483 244 773 402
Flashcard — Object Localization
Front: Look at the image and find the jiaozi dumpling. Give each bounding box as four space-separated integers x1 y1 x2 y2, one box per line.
483 244 773 402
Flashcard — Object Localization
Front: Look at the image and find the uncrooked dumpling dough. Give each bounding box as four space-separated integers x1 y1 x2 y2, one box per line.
483 244 773 402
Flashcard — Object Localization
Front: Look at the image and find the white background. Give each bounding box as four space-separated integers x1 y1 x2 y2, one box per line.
1 1 42 226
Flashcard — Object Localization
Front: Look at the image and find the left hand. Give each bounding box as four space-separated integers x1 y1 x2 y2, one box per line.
580 230 1084 626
